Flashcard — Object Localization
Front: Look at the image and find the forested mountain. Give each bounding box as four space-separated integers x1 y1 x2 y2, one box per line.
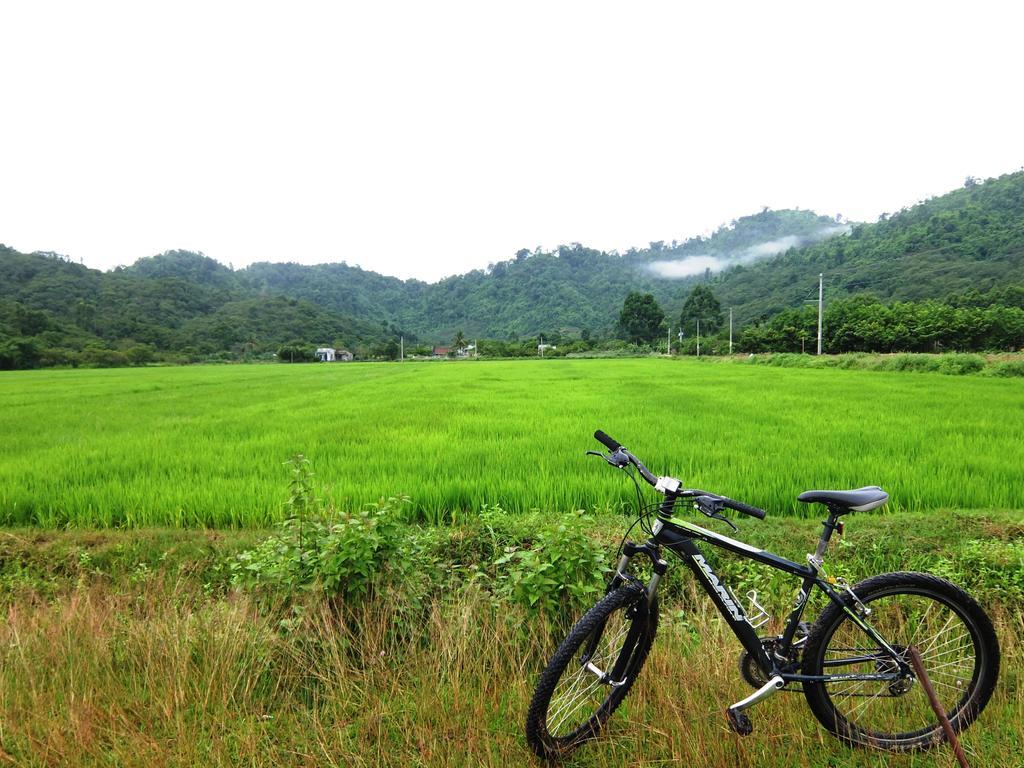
711 171 1024 322
3 169 1024 367
238 208 842 339
0 247 388 367
231 171 1024 337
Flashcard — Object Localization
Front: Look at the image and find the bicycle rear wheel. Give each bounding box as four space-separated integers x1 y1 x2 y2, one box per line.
525 582 657 761
803 572 999 751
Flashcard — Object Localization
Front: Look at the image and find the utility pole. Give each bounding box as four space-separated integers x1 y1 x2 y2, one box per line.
667 325 671 355
729 308 733 355
400 336 404 362
817 273 823 355
539 334 544 358
696 318 701 358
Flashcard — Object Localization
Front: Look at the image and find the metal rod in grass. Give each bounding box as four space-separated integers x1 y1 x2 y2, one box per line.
907 645 970 768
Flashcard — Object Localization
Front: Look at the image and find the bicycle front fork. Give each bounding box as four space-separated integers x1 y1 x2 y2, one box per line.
613 540 668 606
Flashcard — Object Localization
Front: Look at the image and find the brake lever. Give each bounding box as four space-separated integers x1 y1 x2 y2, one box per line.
708 510 739 533
586 449 630 468
694 496 739 533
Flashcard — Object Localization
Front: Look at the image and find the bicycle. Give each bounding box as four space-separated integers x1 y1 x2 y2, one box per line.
525 430 1000 761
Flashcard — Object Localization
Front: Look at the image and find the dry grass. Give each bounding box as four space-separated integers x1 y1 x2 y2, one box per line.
1 574 1019 768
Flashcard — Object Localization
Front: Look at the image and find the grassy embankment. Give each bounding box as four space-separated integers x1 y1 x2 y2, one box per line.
1 510 1022 767
725 351 1024 376
1 358 1023 526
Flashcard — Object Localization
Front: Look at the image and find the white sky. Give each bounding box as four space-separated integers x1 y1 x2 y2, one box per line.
2 1 1022 283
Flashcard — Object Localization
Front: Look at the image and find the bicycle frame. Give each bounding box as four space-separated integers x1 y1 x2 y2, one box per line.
615 506 912 687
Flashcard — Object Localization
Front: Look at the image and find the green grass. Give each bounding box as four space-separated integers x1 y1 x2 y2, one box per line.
1 512 1021 767
1 359 1023 526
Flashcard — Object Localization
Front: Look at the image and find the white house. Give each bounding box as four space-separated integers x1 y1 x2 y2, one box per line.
315 347 353 362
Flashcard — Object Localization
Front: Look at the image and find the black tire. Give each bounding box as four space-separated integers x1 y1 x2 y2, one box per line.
803 571 999 751
525 582 658 761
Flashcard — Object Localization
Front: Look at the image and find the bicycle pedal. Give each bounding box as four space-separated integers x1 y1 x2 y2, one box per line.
725 708 753 736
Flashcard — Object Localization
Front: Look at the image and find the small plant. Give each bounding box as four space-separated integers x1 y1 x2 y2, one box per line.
231 455 410 606
284 453 318 520
232 496 409 601
493 511 607 617
932 538 1024 603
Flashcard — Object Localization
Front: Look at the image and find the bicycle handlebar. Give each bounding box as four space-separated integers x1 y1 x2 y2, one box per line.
720 496 767 520
593 429 620 452
592 430 767 520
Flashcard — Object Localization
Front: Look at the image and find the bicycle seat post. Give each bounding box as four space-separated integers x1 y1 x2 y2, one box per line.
809 506 843 572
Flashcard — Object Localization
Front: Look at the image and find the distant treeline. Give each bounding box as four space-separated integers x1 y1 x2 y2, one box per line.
4 286 1024 370
735 288 1024 354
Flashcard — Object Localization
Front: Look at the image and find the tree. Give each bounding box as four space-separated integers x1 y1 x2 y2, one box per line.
276 342 314 363
453 330 467 352
372 339 400 360
618 292 665 344
680 285 723 336
0 336 41 370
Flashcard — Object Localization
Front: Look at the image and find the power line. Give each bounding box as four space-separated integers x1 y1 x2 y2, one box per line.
802 273 824 355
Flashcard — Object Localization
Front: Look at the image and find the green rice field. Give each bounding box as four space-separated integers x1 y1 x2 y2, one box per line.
1 358 1022 527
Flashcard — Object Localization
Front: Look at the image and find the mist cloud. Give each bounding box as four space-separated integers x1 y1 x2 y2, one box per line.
645 255 722 278
647 224 850 280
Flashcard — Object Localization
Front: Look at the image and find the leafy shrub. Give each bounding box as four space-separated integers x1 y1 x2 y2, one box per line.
79 344 129 368
832 352 869 369
493 511 607 617
883 354 941 373
740 351 1017 376
276 342 315 363
231 497 408 602
937 353 985 375
231 456 410 603
745 353 824 368
769 353 813 368
987 360 1024 377
931 539 1024 603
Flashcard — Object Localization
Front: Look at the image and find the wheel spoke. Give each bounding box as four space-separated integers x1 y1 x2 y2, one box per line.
907 597 938 646
549 676 606 734
916 612 958 657
919 627 970 654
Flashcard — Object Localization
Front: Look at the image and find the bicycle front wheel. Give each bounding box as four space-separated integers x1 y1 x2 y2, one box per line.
803 572 999 751
525 582 657 761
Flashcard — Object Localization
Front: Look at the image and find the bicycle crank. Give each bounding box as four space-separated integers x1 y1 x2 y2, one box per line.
725 675 784 737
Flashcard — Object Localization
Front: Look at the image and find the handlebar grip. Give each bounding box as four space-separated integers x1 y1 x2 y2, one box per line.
722 497 766 520
594 430 621 452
